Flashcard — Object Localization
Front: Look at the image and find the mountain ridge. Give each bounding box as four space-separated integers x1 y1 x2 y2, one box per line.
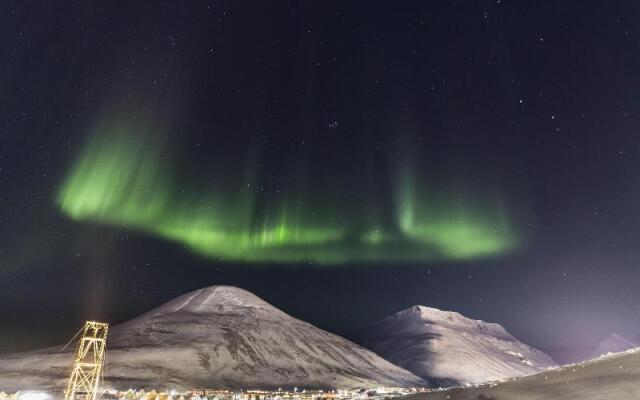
356 305 556 386
0 286 426 392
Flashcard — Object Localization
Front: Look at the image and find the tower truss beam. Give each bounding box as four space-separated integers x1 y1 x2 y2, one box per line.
64 321 109 400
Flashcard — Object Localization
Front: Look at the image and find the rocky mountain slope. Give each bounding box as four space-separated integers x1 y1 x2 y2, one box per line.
357 306 555 386
0 286 426 392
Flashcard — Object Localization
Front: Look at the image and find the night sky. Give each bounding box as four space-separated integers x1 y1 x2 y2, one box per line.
2 1 640 362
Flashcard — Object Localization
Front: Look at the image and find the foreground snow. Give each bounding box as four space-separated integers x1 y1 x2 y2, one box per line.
408 347 640 400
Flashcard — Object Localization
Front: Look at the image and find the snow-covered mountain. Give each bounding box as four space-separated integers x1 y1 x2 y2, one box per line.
409 347 640 400
545 333 639 364
356 306 555 386
591 333 637 358
0 286 426 392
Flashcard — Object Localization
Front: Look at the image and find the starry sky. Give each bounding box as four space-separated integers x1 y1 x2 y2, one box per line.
2 0 640 362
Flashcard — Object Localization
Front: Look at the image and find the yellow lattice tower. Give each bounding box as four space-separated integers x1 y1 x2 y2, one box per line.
64 321 109 400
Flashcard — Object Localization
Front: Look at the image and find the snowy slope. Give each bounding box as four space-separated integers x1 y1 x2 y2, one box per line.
541 333 638 364
0 286 426 392
591 333 637 358
357 306 555 386
408 347 640 400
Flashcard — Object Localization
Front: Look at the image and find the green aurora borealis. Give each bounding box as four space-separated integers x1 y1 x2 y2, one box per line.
57 125 519 265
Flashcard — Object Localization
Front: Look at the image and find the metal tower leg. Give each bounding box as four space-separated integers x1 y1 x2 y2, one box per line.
64 321 109 400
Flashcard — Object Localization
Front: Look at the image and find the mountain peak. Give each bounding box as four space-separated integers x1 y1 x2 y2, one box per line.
390 305 509 338
111 285 289 335
358 305 556 385
0 286 426 391
408 305 464 319
151 285 280 315
592 333 637 357
602 333 634 343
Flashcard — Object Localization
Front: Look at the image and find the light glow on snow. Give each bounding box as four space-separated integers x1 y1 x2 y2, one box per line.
17 392 51 400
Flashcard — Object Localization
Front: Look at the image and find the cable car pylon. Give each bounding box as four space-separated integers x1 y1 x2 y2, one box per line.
64 321 109 400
